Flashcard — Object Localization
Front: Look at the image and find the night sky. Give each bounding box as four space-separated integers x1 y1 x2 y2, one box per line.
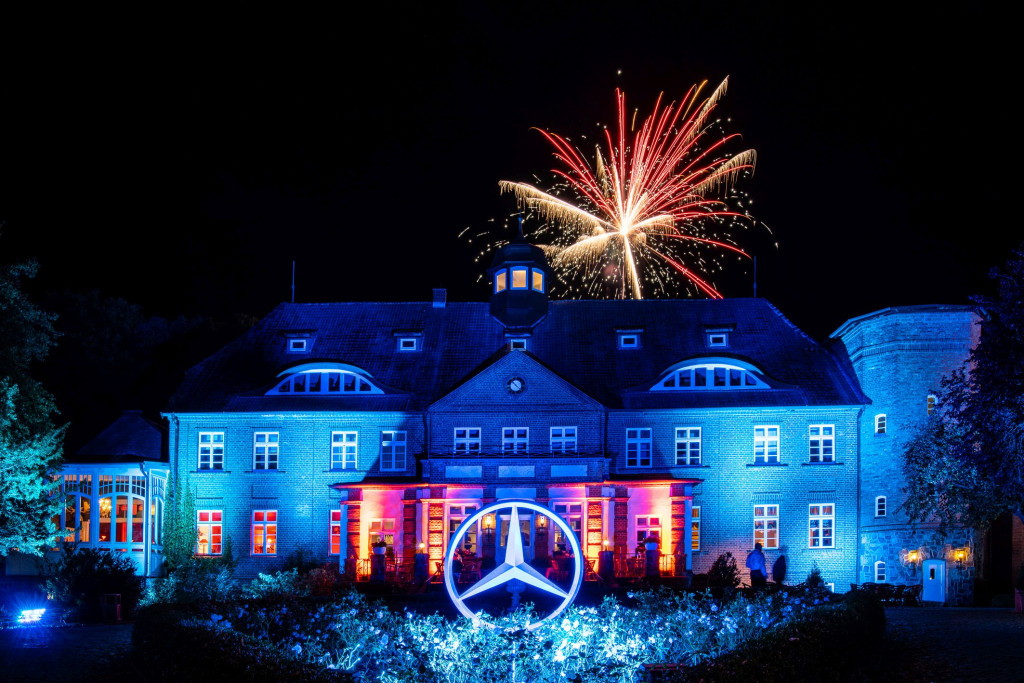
4 2 1016 342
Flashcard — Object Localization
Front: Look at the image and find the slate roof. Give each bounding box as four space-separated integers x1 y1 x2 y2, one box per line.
72 410 167 463
165 298 866 413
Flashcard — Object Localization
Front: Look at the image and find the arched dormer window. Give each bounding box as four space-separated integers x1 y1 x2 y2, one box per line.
267 363 383 395
652 358 768 391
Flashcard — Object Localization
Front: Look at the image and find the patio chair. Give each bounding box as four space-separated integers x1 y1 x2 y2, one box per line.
902 584 922 606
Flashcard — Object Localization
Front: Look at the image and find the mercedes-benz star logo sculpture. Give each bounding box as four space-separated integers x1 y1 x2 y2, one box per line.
444 500 583 630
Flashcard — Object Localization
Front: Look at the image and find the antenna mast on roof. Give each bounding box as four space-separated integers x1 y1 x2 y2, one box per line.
291 260 296 303
753 256 758 298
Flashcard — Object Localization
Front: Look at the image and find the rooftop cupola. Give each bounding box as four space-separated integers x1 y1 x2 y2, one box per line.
487 224 552 332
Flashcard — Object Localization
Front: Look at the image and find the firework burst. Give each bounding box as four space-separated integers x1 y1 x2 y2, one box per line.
498 78 757 299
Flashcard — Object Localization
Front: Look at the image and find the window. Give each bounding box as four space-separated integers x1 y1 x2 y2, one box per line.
754 426 780 464
927 394 937 415
502 427 529 454
707 332 729 347
691 505 701 551
449 505 479 553
198 432 225 470
808 425 834 463
875 496 887 517
874 560 886 582
495 269 507 293
197 510 222 555
636 515 661 546
368 519 395 553
252 510 278 555
809 504 834 548
531 268 544 292
269 367 382 395
618 333 640 349
550 427 577 453
397 337 419 351
511 267 528 289
553 502 583 547
331 431 358 469
253 432 279 470
654 360 767 390
509 338 528 350
287 338 308 353
675 427 701 465
454 428 481 455
330 510 342 555
874 414 886 434
626 428 652 467
380 431 407 471
753 505 779 549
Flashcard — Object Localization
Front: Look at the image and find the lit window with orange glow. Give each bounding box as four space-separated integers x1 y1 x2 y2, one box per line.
511 267 528 289
495 270 507 293
330 510 342 555
531 268 544 292
252 510 278 555
197 510 222 555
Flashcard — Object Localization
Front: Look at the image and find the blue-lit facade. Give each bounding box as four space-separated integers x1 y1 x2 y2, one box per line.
156 241 984 596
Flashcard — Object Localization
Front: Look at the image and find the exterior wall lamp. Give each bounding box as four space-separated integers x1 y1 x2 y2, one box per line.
953 547 967 569
536 515 547 529
905 549 920 576
482 514 495 535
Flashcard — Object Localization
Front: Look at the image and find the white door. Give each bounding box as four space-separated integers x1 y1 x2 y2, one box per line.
922 559 946 603
499 514 534 562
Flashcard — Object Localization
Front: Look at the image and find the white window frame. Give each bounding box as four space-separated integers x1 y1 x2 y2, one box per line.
252 510 278 555
531 268 545 292
553 502 583 548
287 338 308 353
809 503 835 548
654 360 766 391
754 426 780 464
618 333 640 349
927 394 937 415
495 269 507 293
253 431 280 470
707 332 729 347
454 428 481 455
753 504 779 549
198 431 225 470
875 414 887 434
380 430 407 471
502 427 529 454
196 510 223 556
635 515 661 546
550 426 577 453
874 560 886 582
626 428 652 467
691 505 701 551
397 337 419 352
509 338 528 350
808 425 834 463
331 431 358 470
675 427 701 465
368 518 396 553
449 504 480 553
330 510 342 555
875 496 887 517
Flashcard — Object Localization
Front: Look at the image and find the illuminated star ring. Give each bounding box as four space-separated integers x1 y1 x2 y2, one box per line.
444 499 584 630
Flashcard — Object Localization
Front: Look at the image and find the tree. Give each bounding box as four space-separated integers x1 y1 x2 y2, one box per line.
0 259 65 555
902 242 1024 529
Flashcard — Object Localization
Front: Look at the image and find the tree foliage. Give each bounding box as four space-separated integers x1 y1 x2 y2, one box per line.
0 259 65 555
902 243 1024 529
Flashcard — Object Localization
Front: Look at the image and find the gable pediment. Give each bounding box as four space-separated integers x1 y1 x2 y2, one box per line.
429 351 603 412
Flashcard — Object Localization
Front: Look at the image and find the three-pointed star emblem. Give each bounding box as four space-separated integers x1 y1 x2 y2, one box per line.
458 504 568 600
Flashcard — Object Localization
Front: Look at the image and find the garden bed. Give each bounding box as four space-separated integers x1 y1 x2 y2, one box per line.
131 580 884 682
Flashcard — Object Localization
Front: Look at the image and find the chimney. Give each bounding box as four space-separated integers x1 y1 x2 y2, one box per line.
432 288 446 308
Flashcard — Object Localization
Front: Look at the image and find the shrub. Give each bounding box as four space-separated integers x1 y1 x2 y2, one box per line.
707 552 740 589
45 545 144 621
143 557 236 606
305 566 339 597
244 568 310 599
283 547 321 574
